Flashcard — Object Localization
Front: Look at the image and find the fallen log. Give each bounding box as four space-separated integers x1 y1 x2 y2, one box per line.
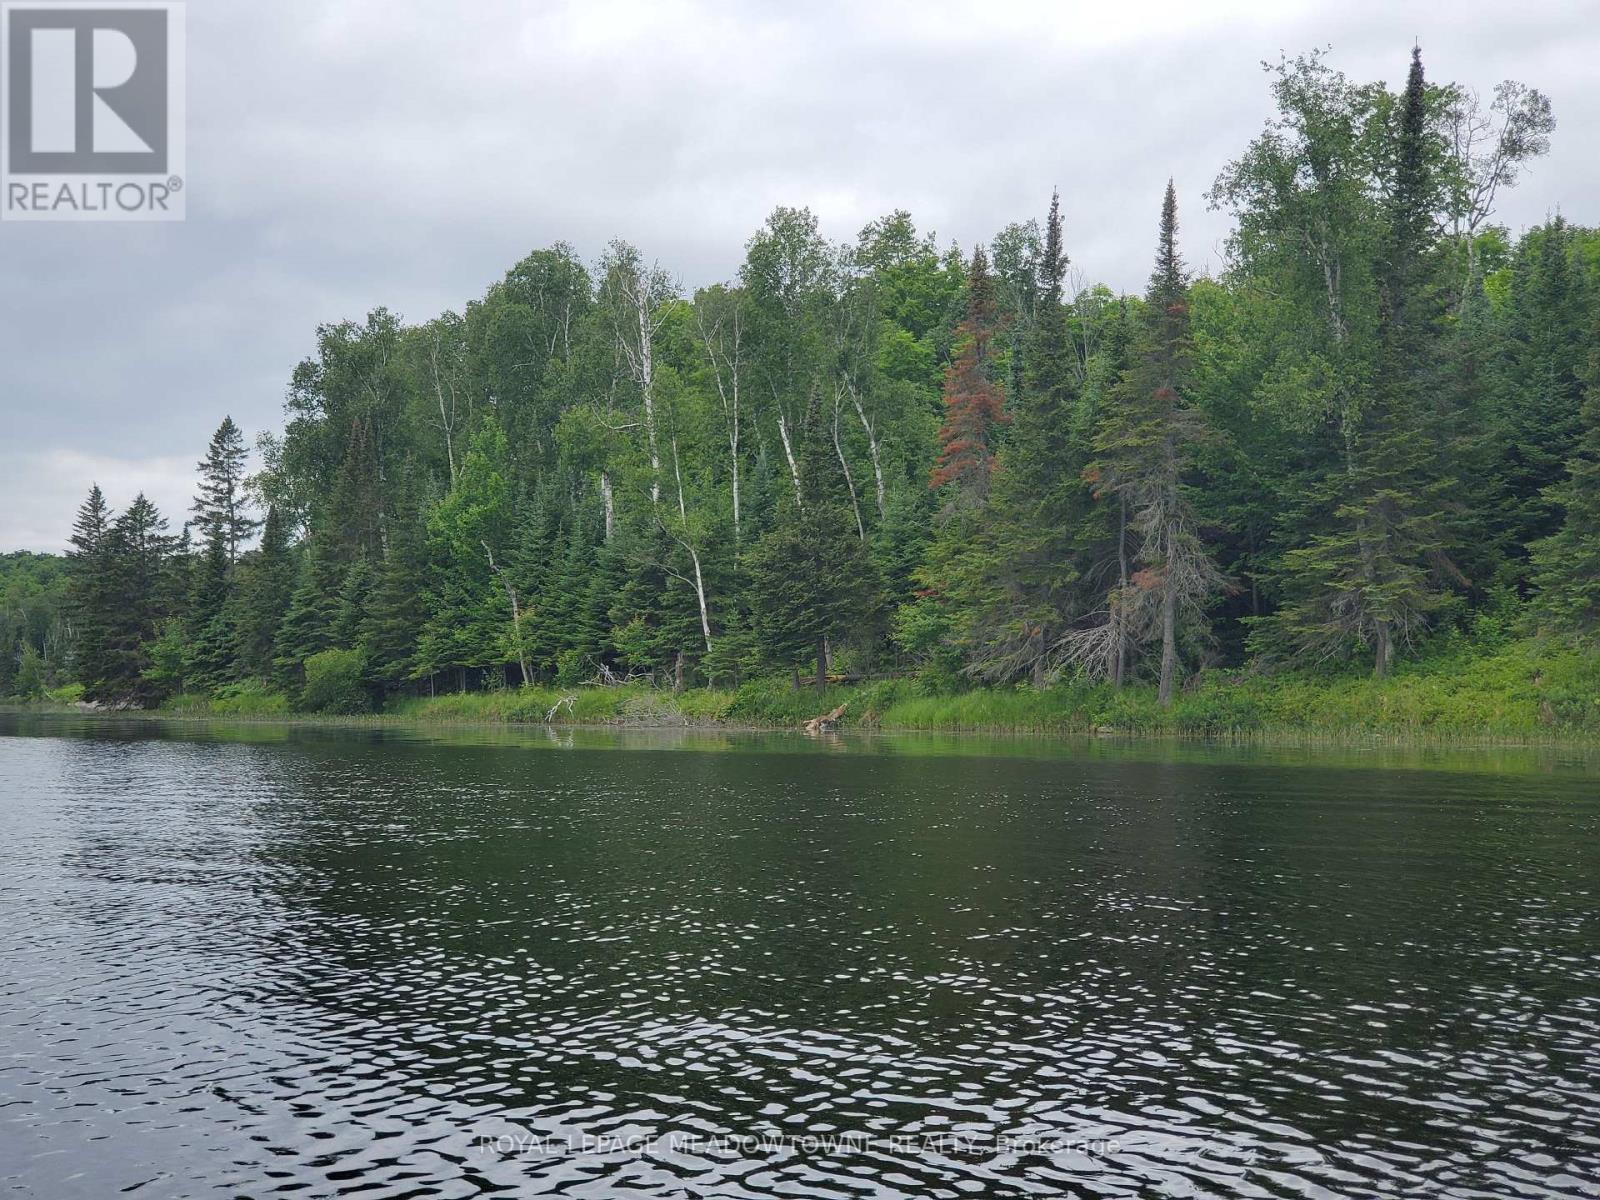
804 702 848 734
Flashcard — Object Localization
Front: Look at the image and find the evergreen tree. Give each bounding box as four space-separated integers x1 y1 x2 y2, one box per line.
1087 182 1223 704
1493 218 1592 572
1267 48 1452 677
96 494 172 703
192 416 259 564
930 245 1007 508
65 485 113 692
232 506 296 680
1530 343 1600 633
415 423 516 685
961 189 1094 683
333 556 377 649
745 398 882 686
361 525 426 692
183 537 236 693
273 537 341 691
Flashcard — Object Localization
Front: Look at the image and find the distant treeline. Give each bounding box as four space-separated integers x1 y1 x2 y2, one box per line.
18 48 1600 714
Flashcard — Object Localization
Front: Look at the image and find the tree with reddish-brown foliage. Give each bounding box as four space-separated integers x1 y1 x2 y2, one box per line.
930 245 1008 508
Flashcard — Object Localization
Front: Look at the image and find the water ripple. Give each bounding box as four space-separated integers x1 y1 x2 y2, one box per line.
1 719 1597 1198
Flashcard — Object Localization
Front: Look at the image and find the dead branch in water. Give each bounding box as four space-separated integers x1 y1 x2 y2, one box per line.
804 702 848 734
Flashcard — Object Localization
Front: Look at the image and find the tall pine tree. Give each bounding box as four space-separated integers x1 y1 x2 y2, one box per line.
1269 48 1453 677
1088 182 1223 704
1530 338 1600 634
930 245 1007 509
65 485 113 693
192 416 259 564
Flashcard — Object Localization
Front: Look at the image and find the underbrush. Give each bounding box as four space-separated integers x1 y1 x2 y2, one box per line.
127 634 1599 742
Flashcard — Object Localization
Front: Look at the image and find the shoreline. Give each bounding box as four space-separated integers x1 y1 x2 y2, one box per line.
6 696 1600 752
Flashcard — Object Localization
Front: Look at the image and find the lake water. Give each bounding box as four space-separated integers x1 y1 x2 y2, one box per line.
1 713 1597 1198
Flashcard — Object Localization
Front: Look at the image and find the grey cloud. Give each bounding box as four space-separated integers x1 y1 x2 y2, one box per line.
2 0 1596 550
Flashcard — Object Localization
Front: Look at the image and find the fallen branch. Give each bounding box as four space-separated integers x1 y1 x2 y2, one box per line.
803 702 848 734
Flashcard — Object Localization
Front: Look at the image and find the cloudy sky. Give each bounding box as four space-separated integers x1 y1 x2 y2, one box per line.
2 0 1596 552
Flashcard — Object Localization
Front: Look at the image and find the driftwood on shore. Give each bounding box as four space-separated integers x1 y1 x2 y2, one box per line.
803 702 847 734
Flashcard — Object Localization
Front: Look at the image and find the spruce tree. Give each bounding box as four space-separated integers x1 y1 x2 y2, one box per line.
961 190 1093 683
361 525 426 693
97 494 172 703
745 397 882 686
930 245 1007 508
1088 182 1222 704
232 506 296 681
1495 219 1591 569
192 416 259 564
183 537 236 693
1268 48 1451 677
333 557 377 649
273 538 341 691
1530 343 1600 633
66 485 113 692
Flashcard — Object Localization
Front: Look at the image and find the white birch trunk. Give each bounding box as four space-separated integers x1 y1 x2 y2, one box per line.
847 381 887 520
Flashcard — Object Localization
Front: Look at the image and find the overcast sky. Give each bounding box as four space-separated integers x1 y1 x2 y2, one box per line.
2 0 1596 552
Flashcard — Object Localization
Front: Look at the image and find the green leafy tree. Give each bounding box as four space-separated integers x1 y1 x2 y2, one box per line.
1265 49 1455 676
416 422 518 686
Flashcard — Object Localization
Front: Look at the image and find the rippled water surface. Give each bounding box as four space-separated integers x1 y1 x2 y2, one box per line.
2 714 1598 1198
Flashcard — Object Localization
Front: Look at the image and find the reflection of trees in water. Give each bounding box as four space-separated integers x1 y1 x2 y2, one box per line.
11 715 1600 1198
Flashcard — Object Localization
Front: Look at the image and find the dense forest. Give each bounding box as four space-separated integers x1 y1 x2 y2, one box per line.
14 50 1600 719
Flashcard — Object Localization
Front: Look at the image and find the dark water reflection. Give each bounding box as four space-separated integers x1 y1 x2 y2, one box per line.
1 714 1597 1198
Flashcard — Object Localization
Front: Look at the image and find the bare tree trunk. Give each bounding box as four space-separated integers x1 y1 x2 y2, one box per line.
635 283 661 504
600 471 615 542
815 635 828 690
482 539 531 685
1158 521 1179 708
1374 620 1392 679
847 381 887 520
831 391 866 540
698 302 744 540
687 544 711 655
729 434 741 540
429 334 458 487
775 411 802 507
610 254 669 505
1113 494 1128 690
670 436 713 655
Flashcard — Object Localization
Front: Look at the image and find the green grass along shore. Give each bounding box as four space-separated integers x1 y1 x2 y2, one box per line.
19 635 1600 744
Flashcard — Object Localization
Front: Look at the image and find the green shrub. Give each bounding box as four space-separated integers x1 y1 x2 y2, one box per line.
210 682 291 716
13 645 48 699
554 649 589 688
675 688 737 722
728 676 856 725
299 649 370 714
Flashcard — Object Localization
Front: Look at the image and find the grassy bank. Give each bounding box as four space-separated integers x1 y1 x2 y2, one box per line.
52 635 1584 743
